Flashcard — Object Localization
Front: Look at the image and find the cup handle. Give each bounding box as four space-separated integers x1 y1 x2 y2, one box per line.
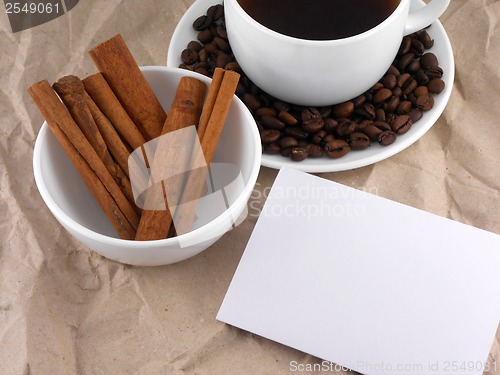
404 0 450 35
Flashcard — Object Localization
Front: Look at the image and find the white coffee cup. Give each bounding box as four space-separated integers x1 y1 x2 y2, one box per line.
224 0 450 106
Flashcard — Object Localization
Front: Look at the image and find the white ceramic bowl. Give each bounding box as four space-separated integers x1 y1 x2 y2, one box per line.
33 66 262 266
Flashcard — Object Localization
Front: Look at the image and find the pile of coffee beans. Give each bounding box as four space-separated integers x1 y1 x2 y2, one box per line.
178 4 445 162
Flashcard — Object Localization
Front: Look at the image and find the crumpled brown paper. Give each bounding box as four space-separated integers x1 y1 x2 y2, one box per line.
1 0 499 374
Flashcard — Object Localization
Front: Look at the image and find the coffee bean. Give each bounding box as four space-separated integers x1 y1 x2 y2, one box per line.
290 147 309 162
352 95 366 107
370 82 384 93
197 28 214 43
428 78 445 94
381 74 397 90
323 134 335 145
364 92 373 103
255 107 277 117
325 139 350 159
213 37 230 52
302 108 324 133
306 144 324 158
280 147 293 158
261 116 286 130
318 106 333 118
374 88 393 104
181 49 198 65
402 77 418 96
205 5 218 23
418 30 434 49
408 108 423 123
202 44 217 56
425 67 444 80
411 39 425 57
386 65 401 77
193 15 209 31
378 130 397 146
362 124 383 141
397 73 411 88
415 69 430 85
279 111 299 126
354 103 376 120
303 118 324 133
385 113 397 127
354 121 367 133
261 129 281 144
372 121 392 131
416 94 434 111
216 52 232 68
407 59 421 73
398 36 411 56
198 48 208 62
384 96 400 113
216 24 228 39
392 87 403 98
311 130 327 145
279 136 299 149
332 101 355 118
397 101 412 115
224 62 241 72
349 132 371 150
187 40 203 52
391 115 413 135
324 118 338 134
420 53 439 70
273 100 290 112
302 108 323 122
243 93 261 111
398 53 415 72
376 108 387 122
414 86 429 97
336 119 357 137
210 4 224 21
285 127 309 140
264 143 281 155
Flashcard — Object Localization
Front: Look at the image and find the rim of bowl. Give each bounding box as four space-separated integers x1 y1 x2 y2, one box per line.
33 66 262 248
226 0 408 45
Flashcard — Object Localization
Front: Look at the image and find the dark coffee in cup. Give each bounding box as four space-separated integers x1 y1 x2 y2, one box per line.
237 0 400 40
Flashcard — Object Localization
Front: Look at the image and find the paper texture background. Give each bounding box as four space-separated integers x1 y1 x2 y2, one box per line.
1 0 499 374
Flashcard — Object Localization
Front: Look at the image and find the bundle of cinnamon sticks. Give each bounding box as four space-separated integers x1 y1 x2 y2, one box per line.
29 34 240 241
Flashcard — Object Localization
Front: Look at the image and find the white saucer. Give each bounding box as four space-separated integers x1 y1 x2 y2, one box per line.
167 0 455 173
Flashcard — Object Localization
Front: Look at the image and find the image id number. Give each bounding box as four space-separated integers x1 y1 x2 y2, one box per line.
6 2 61 14
443 361 497 372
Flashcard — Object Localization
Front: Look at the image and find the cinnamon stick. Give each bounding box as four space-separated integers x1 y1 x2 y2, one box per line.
135 76 207 241
88 34 166 141
52 76 136 208
197 68 225 141
172 69 240 236
28 80 138 239
84 91 131 177
82 73 146 151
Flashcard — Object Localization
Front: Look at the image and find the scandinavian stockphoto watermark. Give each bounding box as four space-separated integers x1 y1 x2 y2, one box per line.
128 126 247 247
128 126 380 245
4 0 78 33
289 359 497 373
248 181 379 221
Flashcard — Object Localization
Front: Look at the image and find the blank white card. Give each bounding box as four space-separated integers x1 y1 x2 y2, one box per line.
217 167 500 375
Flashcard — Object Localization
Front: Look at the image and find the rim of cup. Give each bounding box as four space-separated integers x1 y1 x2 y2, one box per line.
228 0 408 45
